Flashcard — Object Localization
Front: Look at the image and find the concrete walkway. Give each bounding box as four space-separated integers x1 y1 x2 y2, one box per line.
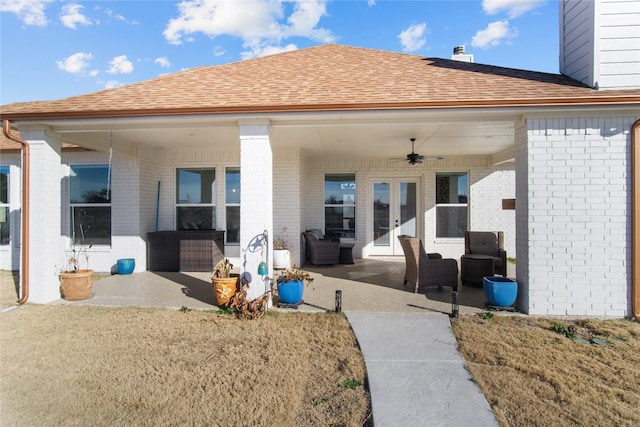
347 312 498 427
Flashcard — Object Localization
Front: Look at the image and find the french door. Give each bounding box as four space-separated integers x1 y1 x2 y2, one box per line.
369 178 420 256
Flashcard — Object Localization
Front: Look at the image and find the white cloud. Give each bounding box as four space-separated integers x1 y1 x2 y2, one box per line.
60 3 92 29
107 55 134 74
163 0 335 58
482 0 544 19
398 23 427 52
471 20 517 48
154 56 171 68
0 0 54 26
368 0 376 6
104 80 124 89
56 52 93 74
212 46 225 57
240 43 297 60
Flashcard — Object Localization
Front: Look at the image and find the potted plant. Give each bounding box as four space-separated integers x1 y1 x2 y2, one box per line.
273 227 291 269
273 266 313 305
59 233 93 301
211 258 239 307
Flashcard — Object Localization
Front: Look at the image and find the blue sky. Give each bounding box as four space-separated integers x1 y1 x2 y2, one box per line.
0 0 559 105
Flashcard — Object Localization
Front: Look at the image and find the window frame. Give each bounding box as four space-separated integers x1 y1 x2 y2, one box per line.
175 167 216 230
324 173 356 240
69 164 112 247
435 172 469 239
225 166 240 245
0 165 9 246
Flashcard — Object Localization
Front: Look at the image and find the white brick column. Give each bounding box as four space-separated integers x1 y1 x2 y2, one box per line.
520 116 635 317
22 128 64 303
239 122 273 301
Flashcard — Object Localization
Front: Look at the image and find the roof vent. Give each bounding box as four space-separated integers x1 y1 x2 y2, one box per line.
451 45 474 63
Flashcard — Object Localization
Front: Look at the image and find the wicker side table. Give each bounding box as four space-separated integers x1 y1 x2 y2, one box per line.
461 254 495 287
338 242 356 264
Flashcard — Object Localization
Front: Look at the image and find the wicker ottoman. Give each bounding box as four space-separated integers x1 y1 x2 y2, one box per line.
461 254 495 287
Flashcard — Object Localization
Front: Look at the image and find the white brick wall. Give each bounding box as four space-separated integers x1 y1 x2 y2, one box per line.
521 116 637 316
305 157 516 262
22 130 63 303
273 148 302 267
240 124 273 301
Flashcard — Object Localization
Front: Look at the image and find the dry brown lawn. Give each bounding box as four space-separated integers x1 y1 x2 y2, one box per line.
451 314 640 427
0 272 370 426
2 271 640 426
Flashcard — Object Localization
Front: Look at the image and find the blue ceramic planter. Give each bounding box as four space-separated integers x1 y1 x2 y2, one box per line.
483 276 518 307
117 258 135 275
277 280 304 304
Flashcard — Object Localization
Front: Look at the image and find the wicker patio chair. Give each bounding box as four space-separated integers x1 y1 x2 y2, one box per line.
303 229 340 266
464 231 507 277
397 235 459 293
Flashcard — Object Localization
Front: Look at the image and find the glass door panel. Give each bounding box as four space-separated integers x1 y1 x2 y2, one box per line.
370 179 419 256
373 182 390 246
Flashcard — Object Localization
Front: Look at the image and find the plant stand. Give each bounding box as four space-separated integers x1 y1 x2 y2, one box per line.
275 300 304 309
59 270 94 301
273 249 291 269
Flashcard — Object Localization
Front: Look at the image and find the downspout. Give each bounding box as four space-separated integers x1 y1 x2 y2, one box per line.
633 119 640 322
2 120 29 305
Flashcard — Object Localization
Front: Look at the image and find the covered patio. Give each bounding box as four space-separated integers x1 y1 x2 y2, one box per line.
50 258 515 315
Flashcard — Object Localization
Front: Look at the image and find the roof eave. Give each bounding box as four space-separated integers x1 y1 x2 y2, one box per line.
2 96 639 121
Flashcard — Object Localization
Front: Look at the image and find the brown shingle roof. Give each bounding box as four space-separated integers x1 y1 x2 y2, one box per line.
0 130 83 152
1 44 639 120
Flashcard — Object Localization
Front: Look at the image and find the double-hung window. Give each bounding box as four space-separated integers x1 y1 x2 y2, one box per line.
176 168 216 230
225 167 240 244
70 165 111 246
435 172 468 238
0 166 9 245
324 173 356 239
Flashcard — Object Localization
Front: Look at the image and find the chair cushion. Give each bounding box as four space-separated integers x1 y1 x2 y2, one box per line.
306 229 325 240
469 232 499 255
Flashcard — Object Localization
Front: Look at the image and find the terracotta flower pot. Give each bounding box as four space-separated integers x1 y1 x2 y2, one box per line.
59 269 94 301
212 276 239 307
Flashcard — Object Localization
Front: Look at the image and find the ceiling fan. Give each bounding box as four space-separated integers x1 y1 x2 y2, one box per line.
394 138 443 165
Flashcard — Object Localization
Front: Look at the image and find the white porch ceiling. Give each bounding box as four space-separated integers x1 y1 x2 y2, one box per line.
44 109 520 161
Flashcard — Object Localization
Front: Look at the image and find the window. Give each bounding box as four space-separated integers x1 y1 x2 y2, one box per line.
0 166 9 245
176 168 216 230
225 167 240 244
435 172 468 238
70 165 111 246
324 173 356 239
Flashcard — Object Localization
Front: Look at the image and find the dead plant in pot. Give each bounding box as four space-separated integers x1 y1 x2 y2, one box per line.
59 230 94 301
211 258 239 307
273 266 314 305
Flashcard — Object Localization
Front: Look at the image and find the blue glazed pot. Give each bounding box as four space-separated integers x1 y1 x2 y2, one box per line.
117 258 135 275
483 276 518 307
277 280 304 304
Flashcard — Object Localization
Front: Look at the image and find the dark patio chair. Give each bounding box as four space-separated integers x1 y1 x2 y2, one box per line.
397 235 459 293
303 229 340 266
464 231 507 277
